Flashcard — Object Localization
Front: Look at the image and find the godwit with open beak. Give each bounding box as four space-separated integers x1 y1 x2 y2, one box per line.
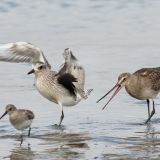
97 67 160 124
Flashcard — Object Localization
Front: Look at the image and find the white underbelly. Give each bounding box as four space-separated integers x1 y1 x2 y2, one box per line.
61 96 80 106
142 89 159 99
12 120 32 131
36 81 81 107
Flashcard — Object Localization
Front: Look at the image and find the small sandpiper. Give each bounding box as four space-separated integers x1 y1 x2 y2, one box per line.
0 104 34 144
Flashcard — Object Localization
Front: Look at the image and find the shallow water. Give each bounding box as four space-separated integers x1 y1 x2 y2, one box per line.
0 0 160 159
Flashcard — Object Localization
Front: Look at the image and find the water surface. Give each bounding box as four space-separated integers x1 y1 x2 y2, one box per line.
0 0 160 159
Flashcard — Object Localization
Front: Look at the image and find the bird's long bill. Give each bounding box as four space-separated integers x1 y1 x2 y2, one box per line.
27 69 35 74
97 83 119 103
0 111 7 119
102 84 122 110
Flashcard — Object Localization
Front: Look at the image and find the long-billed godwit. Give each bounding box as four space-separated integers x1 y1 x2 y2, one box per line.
97 68 160 124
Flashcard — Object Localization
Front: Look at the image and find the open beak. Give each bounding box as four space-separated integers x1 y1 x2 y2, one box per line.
0 111 7 119
27 69 35 75
97 83 122 110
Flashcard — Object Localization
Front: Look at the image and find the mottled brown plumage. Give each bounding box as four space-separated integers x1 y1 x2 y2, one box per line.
134 68 160 91
97 67 160 123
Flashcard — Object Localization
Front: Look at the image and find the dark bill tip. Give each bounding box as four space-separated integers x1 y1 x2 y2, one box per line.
27 69 35 75
0 111 7 119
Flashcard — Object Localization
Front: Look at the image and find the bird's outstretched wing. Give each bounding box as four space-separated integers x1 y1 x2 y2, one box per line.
0 42 51 68
58 48 85 89
69 62 85 89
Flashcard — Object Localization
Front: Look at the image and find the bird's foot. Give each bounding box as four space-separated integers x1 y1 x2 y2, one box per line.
52 124 65 130
145 110 155 124
20 135 23 146
144 119 151 124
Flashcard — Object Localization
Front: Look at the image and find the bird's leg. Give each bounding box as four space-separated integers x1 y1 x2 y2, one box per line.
150 100 155 119
145 100 155 124
20 134 23 146
28 127 31 137
59 110 64 126
147 99 150 118
58 103 64 126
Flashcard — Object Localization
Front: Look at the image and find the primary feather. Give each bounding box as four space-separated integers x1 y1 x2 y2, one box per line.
0 42 51 68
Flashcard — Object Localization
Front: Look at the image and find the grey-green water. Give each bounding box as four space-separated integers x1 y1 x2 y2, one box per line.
0 0 160 159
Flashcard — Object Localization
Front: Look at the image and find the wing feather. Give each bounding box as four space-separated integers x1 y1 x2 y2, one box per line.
0 42 51 68
58 48 85 89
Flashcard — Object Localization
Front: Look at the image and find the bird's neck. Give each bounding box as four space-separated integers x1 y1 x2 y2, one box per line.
125 75 142 99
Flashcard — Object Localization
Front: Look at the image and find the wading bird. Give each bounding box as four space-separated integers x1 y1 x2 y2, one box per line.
97 68 160 124
0 42 92 125
0 104 34 145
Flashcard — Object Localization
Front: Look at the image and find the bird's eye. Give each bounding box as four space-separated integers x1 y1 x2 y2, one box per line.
38 66 43 70
9 107 12 111
123 77 126 81
65 48 69 52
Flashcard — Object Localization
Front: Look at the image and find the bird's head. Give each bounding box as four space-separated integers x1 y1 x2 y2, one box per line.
28 62 47 74
117 73 131 87
0 104 16 119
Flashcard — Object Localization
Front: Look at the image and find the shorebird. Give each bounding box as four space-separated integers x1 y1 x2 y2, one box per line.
97 67 160 124
59 48 85 88
0 104 34 144
0 42 92 125
58 48 92 98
